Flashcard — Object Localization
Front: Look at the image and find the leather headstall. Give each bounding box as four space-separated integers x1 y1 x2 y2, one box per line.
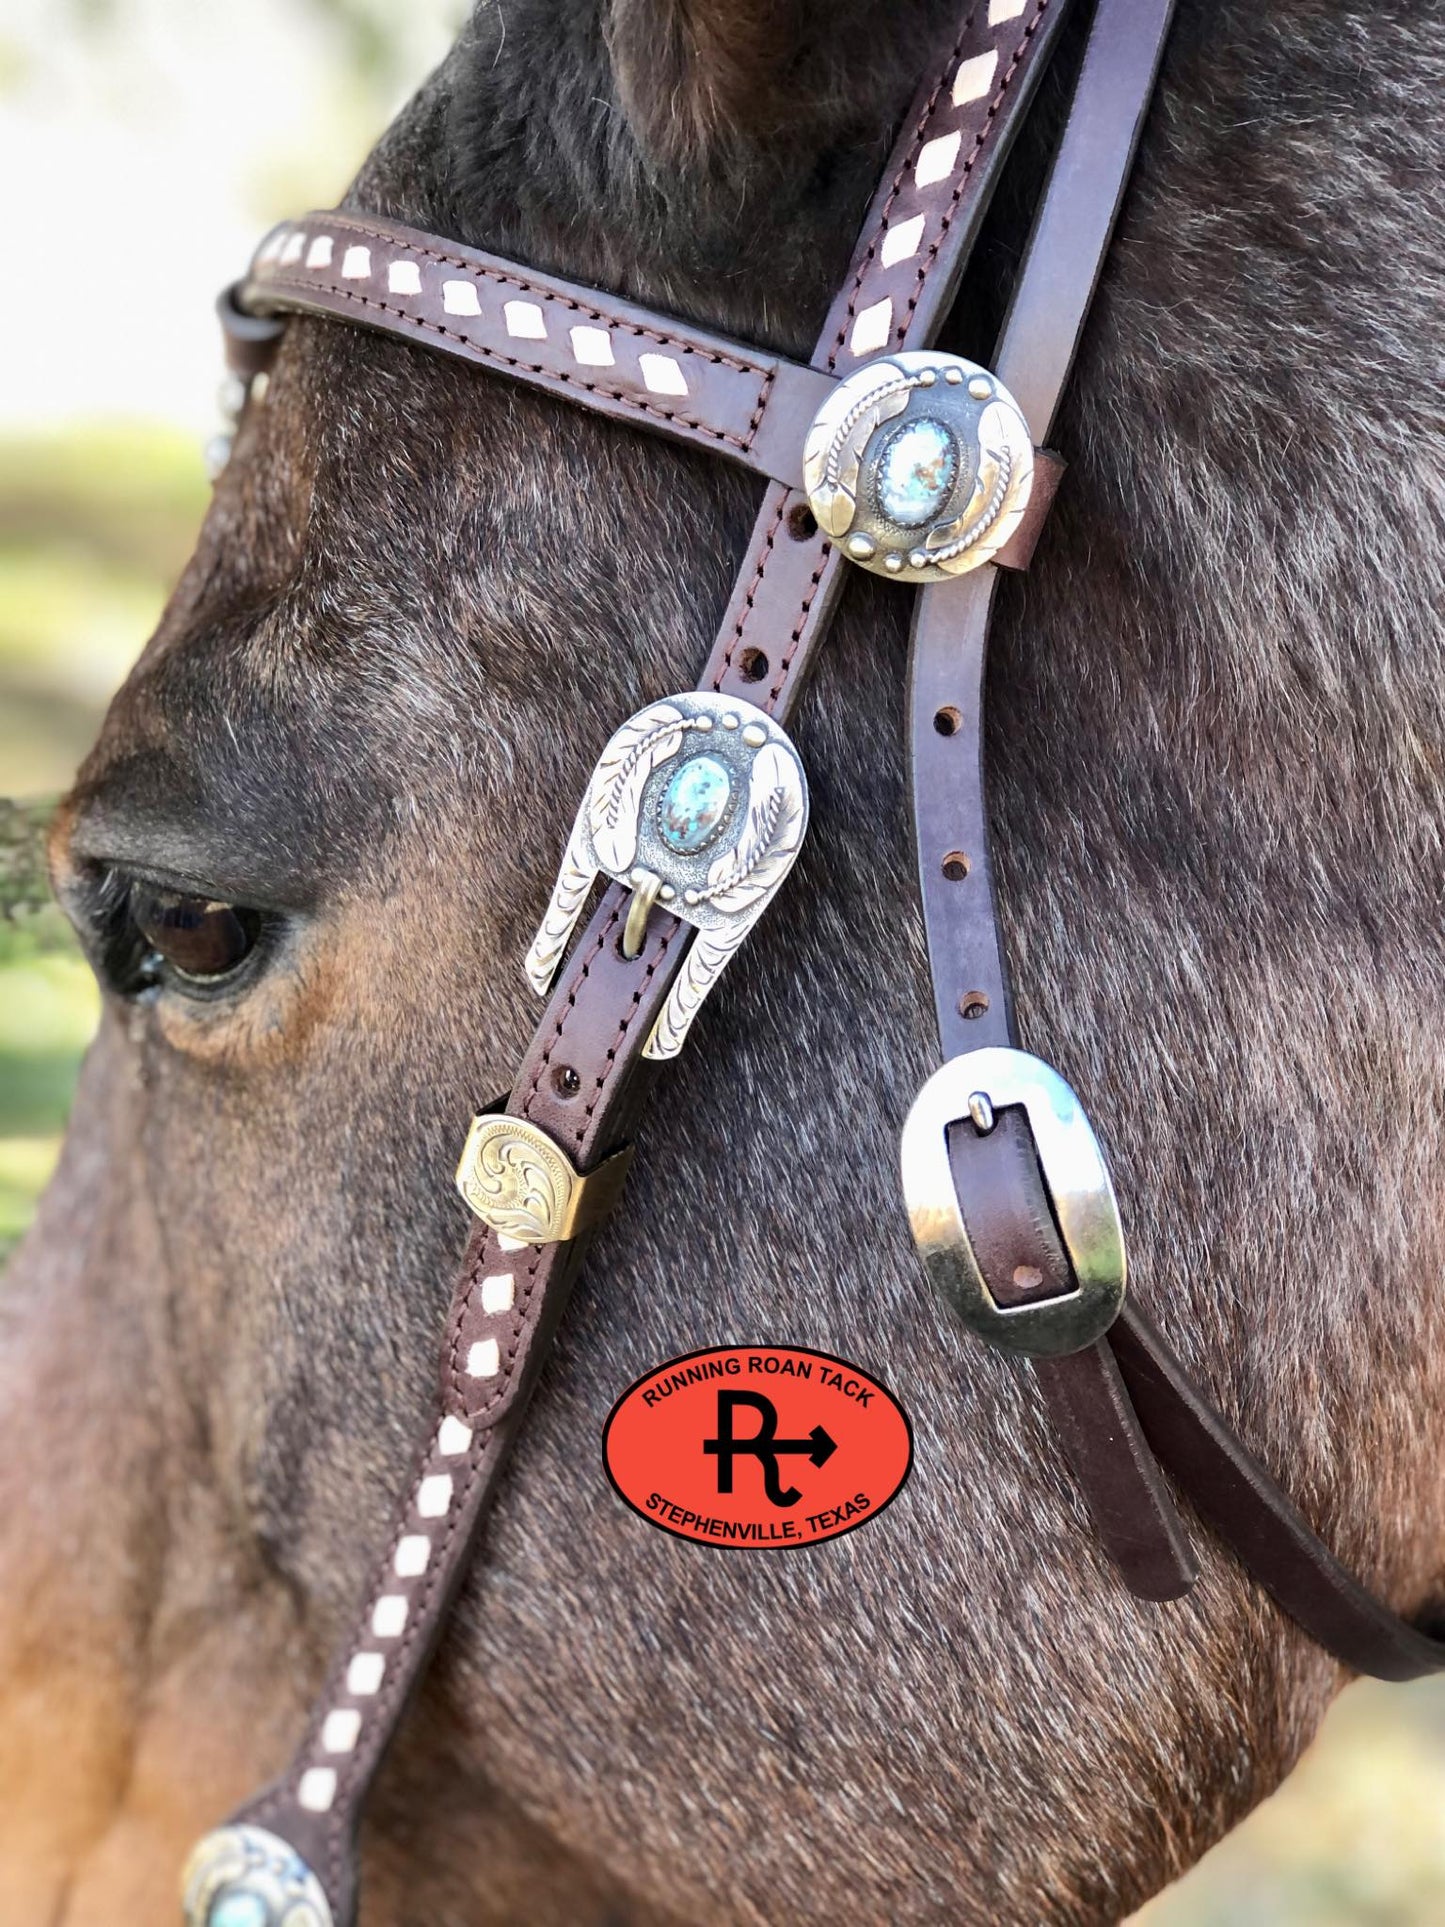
181 2 1445 1922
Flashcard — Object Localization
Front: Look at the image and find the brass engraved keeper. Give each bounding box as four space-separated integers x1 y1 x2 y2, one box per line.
455 1113 633 1245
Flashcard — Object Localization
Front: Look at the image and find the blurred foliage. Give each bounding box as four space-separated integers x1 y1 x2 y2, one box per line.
0 425 207 795
0 423 185 1256
54 0 459 101
0 790 97 1248
1139 1677 1445 1925
0 796 54 923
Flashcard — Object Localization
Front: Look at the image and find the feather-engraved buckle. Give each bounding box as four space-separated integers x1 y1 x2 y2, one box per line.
525 692 809 1059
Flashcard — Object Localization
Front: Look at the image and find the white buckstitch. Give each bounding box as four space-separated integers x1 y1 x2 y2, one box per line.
347 1652 386 1696
298 1767 338 1813
504 299 547 339
915 131 962 189
881 215 926 268
371 1594 409 1639
953 50 999 105
639 352 689 396
280 232 307 266
305 235 334 269
417 1473 453 1518
394 1534 431 1578
570 325 614 366
443 279 482 316
480 1272 515 1315
467 1337 501 1380
321 1709 362 1755
341 245 372 280
437 1415 474 1456
388 259 422 295
850 297 894 357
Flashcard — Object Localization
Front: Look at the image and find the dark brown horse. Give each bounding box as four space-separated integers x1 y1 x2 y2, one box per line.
5 1 1444 1919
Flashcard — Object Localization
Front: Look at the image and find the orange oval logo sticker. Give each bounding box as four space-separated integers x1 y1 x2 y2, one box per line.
603 1345 913 1549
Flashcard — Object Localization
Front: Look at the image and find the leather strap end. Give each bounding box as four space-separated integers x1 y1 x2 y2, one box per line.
1036 1340 1197 1601
992 448 1064 571
217 281 285 380
948 1112 1196 1601
1111 1304 1445 1680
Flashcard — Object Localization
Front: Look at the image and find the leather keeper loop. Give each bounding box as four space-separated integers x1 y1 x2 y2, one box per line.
217 281 285 379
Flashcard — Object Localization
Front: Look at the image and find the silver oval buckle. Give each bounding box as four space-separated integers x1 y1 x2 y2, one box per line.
899 1048 1126 1358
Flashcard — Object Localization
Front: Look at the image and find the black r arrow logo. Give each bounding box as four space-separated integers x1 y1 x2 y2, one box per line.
702 1390 838 1507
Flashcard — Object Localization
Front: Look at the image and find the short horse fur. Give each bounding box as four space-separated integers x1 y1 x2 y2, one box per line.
4 0 1444 1919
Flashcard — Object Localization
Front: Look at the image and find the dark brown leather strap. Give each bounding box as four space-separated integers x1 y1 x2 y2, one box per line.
227 4 1082 1913
917 567 1196 1598
241 209 834 491
908 0 1195 1602
1110 1306 1445 1680
913 0 1445 1678
913 582 1199 1608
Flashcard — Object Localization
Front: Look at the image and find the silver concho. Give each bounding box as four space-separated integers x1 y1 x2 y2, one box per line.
526 692 808 1059
181 1824 334 1927
802 350 1034 581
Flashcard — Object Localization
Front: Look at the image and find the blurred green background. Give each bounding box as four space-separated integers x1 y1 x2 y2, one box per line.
3 5 1443 1922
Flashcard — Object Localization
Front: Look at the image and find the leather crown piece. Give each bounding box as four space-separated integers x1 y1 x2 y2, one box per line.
189 0 1445 1922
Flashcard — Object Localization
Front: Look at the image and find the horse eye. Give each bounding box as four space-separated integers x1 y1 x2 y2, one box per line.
129 885 261 983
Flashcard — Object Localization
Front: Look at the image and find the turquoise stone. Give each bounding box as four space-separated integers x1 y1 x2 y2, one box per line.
208 1892 271 1927
659 754 732 854
877 418 957 528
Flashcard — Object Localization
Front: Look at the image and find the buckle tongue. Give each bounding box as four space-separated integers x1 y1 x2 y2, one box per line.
900 1047 1126 1357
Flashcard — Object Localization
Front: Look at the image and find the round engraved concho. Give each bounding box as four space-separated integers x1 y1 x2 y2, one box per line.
182 1825 333 1927
802 350 1034 581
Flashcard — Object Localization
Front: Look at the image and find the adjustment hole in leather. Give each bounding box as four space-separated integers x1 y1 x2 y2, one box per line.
1013 1265 1044 1292
934 705 962 737
550 1065 581 1100
737 647 769 683
941 850 971 882
786 503 818 542
959 990 990 1020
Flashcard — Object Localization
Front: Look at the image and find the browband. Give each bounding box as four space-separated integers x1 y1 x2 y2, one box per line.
184 1 1445 1921
228 212 1062 570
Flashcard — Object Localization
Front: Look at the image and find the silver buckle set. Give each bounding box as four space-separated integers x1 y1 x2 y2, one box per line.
462 349 1126 1356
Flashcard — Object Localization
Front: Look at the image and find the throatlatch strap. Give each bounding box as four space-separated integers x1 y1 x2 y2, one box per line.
910 0 1445 1677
